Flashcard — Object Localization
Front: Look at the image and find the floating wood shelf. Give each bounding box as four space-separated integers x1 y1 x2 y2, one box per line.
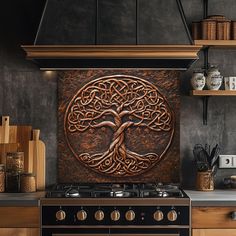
195 40 236 48
191 90 236 125
190 90 236 96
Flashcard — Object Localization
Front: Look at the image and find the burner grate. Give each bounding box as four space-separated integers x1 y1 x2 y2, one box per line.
46 183 185 198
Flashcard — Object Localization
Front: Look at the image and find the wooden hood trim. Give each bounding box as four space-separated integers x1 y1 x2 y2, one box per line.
22 45 201 60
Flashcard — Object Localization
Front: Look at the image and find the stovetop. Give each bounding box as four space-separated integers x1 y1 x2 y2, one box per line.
46 183 186 198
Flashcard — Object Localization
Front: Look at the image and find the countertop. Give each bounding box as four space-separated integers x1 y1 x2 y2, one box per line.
185 189 236 206
0 191 45 206
0 190 236 207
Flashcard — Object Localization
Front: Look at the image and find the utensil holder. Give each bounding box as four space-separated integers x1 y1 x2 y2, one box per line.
196 171 214 191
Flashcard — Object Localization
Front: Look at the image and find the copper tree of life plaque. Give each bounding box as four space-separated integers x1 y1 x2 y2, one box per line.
64 75 174 177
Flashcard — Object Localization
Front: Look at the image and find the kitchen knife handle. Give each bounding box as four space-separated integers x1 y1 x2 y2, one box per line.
231 211 236 220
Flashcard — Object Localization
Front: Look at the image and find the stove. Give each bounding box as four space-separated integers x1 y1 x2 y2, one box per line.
41 183 190 236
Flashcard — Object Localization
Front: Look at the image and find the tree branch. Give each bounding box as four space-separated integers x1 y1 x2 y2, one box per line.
90 121 117 130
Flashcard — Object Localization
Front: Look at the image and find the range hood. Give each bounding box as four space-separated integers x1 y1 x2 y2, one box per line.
22 0 201 70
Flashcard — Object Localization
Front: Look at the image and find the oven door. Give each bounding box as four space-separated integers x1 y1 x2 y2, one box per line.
42 228 189 236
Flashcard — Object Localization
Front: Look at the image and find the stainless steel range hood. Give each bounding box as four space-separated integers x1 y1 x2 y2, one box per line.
22 0 202 70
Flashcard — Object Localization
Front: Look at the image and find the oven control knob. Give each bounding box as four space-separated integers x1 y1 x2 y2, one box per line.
77 210 87 221
125 210 135 221
153 210 164 221
56 210 66 221
95 210 105 221
110 210 120 221
167 210 178 222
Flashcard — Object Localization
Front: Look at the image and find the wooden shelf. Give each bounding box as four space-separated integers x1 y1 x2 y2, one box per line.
191 90 236 96
191 90 236 125
195 40 236 48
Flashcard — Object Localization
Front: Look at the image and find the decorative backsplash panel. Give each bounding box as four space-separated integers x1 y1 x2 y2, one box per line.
58 70 180 183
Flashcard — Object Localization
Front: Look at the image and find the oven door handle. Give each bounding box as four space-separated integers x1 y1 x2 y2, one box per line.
52 234 180 236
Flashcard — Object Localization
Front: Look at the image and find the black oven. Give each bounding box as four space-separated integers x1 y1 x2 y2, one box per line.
41 200 190 236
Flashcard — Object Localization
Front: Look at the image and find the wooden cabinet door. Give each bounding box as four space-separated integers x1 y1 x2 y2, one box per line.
192 207 236 228
193 229 236 236
0 207 39 227
0 228 39 236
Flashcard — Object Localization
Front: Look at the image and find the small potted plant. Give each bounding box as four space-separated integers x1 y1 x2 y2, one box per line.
193 144 220 191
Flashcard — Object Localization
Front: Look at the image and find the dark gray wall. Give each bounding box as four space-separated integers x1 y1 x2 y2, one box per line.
1 0 236 188
181 0 236 189
0 0 57 186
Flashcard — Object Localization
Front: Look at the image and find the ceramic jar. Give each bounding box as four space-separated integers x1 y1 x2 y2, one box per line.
20 173 36 193
191 70 206 90
206 65 223 90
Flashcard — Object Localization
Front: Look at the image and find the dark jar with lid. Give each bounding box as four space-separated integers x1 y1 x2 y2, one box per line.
6 172 20 192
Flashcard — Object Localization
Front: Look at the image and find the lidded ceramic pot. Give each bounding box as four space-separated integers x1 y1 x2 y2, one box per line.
206 65 223 90
191 69 206 90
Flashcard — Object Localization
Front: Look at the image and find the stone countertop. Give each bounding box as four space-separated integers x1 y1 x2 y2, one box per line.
0 191 45 206
185 189 236 206
0 190 235 207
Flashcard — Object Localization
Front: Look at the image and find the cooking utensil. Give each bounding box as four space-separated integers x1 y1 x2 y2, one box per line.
210 144 220 167
193 143 220 176
193 144 209 172
210 144 220 176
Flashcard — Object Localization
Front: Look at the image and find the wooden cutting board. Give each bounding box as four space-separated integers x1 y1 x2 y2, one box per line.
0 116 32 171
15 126 32 171
0 143 19 165
28 129 46 190
0 116 10 143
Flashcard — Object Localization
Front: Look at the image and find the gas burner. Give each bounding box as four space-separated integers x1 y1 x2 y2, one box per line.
139 183 183 198
92 183 139 198
142 190 170 198
65 188 80 197
46 183 185 198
